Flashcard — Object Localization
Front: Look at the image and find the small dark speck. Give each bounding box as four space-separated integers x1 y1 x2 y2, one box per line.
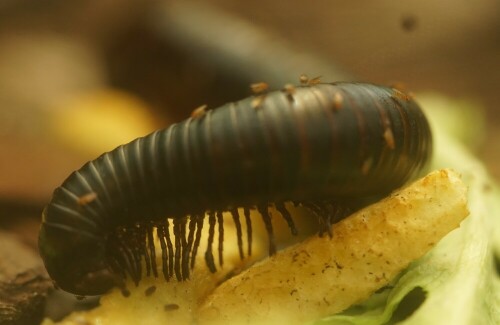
164 303 180 311
401 14 418 32
121 288 131 298
145 285 156 297
290 289 298 296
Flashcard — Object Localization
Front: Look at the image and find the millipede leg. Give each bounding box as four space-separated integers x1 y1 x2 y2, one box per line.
328 202 351 224
316 202 334 237
135 224 152 279
173 219 182 281
164 219 174 278
230 208 244 260
243 207 252 256
275 202 298 236
107 253 124 279
216 211 224 266
120 237 140 285
106 235 121 277
147 224 158 278
204 212 217 273
191 216 204 269
179 218 190 280
130 228 143 277
184 217 197 279
128 230 143 284
157 224 169 281
301 202 332 237
257 205 276 255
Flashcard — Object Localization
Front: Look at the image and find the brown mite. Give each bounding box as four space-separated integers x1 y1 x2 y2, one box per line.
77 192 97 206
250 82 269 95
191 104 208 118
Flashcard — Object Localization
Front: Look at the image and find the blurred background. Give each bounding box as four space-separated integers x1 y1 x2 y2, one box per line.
0 0 498 323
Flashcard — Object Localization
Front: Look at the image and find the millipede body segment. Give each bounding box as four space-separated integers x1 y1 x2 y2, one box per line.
38 82 432 296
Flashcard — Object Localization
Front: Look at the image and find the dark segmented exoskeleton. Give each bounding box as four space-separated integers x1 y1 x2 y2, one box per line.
39 82 432 296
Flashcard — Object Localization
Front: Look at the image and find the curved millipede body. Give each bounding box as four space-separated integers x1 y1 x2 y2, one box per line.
39 82 432 296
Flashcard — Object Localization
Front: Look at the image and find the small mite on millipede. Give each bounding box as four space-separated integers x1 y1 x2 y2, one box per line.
190 104 208 118
250 81 269 109
77 192 98 206
250 82 269 95
299 74 322 86
39 81 432 296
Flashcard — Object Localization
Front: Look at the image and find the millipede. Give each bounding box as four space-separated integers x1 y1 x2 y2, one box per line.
38 81 432 296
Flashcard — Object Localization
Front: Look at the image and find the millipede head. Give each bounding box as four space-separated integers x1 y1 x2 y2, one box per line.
39 208 115 296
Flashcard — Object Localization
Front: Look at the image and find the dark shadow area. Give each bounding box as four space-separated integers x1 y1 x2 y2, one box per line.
385 286 427 324
494 251 500 278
